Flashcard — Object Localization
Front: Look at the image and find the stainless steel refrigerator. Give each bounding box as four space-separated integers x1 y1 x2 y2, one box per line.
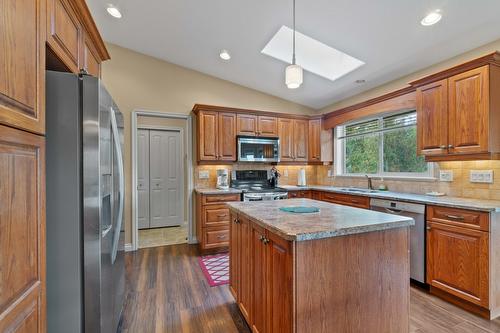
46 71 125 333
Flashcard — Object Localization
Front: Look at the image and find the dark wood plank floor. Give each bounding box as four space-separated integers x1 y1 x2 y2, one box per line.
122 244 500 333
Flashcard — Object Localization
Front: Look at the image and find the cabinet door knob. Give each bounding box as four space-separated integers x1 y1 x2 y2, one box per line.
426 226 431 230
233 218 239 223
259 235 265 242
263 238 270 245
439 145 446 149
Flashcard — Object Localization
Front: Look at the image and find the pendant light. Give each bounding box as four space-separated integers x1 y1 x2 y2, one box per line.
285 0 303 89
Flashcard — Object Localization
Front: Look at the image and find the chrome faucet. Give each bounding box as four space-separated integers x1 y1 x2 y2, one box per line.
365 175 373 190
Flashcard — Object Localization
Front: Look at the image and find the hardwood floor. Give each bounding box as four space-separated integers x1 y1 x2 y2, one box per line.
123 244 500 333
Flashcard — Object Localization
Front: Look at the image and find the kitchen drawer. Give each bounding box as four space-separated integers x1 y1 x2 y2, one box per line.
288 190 311 199
427 205 489 232
311 190 322 200
320 192 369 208
203 227 230 249
204 205 231 227
202 193 241 204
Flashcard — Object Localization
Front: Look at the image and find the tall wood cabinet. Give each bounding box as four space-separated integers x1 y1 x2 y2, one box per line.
0 125 45 333
1 1 109 331
412 54 500 161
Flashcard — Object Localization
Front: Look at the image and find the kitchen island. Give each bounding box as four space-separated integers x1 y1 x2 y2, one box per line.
227 198 414 333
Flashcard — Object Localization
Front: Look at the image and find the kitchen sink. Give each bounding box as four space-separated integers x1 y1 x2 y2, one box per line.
338 188 379 193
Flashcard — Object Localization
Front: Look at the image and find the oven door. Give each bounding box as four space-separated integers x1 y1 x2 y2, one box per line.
238 137 279 162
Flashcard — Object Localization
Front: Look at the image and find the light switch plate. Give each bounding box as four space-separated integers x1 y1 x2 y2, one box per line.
198 170 209 179
470 170 493 183
439 170 453 182
283 169 288 177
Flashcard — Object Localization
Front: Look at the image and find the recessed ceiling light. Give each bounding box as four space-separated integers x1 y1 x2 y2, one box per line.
421 10 442 26
106 5 122 18
219 49 231 60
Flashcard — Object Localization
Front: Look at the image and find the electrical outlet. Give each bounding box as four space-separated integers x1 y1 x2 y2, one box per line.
327 169 333 177
283 169 288 177
198 170 209 179
439 170 453 182
470 170 493 183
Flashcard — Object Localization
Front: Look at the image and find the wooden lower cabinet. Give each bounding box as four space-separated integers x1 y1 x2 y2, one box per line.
287 190 311 199
319 191 370 209
196 192 240 251
0 125 45 332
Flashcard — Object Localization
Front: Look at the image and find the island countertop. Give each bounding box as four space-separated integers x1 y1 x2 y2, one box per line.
226 198 414 241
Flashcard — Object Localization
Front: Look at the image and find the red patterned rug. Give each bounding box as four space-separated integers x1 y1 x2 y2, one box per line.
198 252 229 287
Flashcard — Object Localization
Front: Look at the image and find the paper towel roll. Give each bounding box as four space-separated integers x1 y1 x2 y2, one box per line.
297 168 306 186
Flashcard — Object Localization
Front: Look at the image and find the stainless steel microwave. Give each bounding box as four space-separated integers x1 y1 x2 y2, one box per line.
237 136 280 162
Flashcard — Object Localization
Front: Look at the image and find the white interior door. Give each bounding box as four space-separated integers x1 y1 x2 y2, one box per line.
137 129 150 229
149 130 183 228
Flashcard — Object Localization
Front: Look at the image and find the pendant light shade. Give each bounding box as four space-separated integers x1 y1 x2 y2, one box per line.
286 64 303 89
286 0 303 89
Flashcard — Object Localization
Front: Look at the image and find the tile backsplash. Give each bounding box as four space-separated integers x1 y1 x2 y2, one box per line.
195 161 500 201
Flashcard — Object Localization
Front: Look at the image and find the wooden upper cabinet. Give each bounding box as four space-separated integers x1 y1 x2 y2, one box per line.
0 0 45 134
293 119 308 161
47 0 82 72
237 114 278 137
427 221 489 307
198 110 218 161
0 125 45 333
81 31 100 77
416 79 448 156
257 116 278 137
448 66 489 155
218 112 236 161
308 119 321 161
278 118 294 161
237 114 257 136
197 110 236 162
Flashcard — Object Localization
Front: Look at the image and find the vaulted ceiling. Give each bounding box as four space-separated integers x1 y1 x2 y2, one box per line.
87 0 500 109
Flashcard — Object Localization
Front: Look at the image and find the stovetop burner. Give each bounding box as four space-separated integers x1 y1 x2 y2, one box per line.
231 170 286 193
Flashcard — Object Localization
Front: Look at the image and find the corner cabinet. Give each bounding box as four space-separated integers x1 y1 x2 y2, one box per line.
195 109 236 162
308 118 332 163
412 54 500 161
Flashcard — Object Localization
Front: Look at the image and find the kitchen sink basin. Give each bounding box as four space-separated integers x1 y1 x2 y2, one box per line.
338 188 379 193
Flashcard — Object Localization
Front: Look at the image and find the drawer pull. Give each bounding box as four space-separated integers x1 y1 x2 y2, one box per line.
445 214 465 220
351 199 359 203
217 214 228 218
216 235 227 240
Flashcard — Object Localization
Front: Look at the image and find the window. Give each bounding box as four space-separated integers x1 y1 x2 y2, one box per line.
335 111 432 178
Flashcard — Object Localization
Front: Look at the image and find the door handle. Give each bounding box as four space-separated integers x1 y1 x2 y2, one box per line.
102 224 112 238
110 107 125 264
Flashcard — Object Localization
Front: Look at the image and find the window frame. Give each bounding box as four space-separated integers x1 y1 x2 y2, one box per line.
334 110 435 179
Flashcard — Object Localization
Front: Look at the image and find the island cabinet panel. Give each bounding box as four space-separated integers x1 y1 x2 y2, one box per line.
229 211 239 300
416 79 448 156
295 228 410 333
266 232 294 333
427 221 489 308
0 0 46 134
250 222 267 333
0 125 45 333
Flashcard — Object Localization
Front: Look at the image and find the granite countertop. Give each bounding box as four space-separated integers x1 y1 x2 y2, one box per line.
227 198 414 241
195 188 242 195
280 185 500 212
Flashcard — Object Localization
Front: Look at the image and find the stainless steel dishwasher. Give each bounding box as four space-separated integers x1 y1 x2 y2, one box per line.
370 198 426 284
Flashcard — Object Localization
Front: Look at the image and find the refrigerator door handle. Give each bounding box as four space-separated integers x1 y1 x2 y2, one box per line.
110 107 125 264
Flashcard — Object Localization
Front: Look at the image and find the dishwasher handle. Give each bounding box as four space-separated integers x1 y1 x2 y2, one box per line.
385 207 403 214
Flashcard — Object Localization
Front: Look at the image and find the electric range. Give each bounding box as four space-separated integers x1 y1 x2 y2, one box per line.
231 170 288 201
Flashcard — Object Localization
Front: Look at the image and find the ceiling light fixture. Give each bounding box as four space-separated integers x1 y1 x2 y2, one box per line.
219 49 231 60
106 4 122 18
421 10 442 26
285 0 303 89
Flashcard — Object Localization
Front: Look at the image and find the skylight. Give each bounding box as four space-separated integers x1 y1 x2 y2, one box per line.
261 26 364 82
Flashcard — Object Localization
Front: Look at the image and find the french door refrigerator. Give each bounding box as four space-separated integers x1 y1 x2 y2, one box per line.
46 71 125 333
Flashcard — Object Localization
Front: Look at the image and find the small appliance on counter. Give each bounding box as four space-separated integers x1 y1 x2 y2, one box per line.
216 169 230 190
297 168 307 186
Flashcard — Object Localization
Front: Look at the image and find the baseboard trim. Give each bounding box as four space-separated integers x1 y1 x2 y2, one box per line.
125 243 134 252
188 237 198 245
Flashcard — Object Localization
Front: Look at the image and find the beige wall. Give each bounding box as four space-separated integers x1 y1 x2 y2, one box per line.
319 38 500 114
101 43 314 244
